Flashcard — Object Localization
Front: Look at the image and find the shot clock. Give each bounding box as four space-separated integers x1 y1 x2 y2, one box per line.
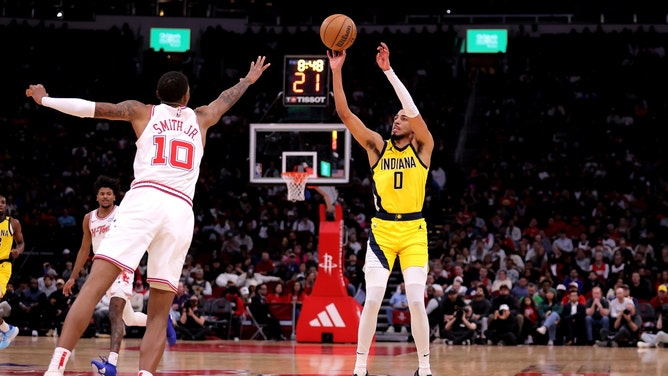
283 55 330 107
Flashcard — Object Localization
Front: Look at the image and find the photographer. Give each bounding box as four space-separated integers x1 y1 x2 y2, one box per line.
175 295 211 341
596 302 641 347
443 305 477 345
637 304 668 348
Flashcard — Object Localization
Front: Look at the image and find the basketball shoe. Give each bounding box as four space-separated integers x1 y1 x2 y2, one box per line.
0 324 19 350
167 315 177 346
91 355 117 376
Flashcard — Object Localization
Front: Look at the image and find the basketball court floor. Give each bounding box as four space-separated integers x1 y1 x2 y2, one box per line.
0 336 665 376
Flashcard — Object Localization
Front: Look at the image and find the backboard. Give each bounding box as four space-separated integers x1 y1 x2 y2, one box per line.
249 123 351 185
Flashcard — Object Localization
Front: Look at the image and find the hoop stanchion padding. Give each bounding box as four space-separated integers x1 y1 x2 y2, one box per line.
296 204 362 343
282 171 309 201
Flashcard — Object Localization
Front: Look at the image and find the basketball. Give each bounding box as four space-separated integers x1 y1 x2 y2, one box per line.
320 14 357 51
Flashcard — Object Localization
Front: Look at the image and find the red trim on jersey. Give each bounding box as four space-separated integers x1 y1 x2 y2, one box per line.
131 180 193 207
93 254 135 274
147 277 178 293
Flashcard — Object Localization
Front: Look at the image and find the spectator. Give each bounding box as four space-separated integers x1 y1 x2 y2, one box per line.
484 303 519 346
266 282 289 303
425 284 445 340
489 284 522 340
249 283 285 340
585 286 611 345
491 269 513 295
386 283 410 334
561 282 586 305
650 284 668 310
92 294 111 338
222 286 245 341
189 269 213 298
443 305 477 345
596 302 641 347
175 295 211 341
628 271 653 302
510 276 529 302
236 268 281 290
469 286 492 339
519 296 539 345
170 282 191 322
536 288 562 346
561 290 586 345
637 305 668 348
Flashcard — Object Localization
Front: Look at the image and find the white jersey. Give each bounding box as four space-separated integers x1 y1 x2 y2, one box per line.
90 206 118 253
131 104 204 203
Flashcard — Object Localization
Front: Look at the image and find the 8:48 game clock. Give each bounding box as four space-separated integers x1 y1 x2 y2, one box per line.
283 55 330 107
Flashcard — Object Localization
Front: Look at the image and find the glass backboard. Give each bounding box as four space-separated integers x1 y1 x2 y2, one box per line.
249 123 351 185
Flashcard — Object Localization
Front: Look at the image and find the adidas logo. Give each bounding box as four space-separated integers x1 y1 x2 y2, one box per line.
308 303 346 328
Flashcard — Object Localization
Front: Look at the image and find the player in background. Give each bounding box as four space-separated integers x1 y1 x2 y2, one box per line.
0 194 24 349
63 175 176 376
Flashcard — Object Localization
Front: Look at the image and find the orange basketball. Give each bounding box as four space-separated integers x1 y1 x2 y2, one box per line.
320 14 357 51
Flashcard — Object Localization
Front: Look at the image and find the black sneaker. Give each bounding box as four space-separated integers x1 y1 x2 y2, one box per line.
352 372 368 376
414 369 432 376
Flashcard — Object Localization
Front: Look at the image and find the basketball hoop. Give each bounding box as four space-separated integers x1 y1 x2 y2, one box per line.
282 171 310 202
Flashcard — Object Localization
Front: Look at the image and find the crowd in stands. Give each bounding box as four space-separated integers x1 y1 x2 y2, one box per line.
1 17 668 346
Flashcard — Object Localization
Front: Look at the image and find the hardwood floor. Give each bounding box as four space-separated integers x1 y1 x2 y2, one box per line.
0 336 666 375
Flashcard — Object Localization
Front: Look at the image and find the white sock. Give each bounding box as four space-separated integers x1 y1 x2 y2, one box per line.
0 321 9 332
138 371 154 376
47 347 71 372
108 352 119 366
355 285 386 374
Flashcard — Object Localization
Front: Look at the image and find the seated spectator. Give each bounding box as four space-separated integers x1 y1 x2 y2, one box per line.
561 290 586 345
266 282 289 303
249 283 285 340
92 294 111 338
175 295 211 341
536 288 562 346
254 251 275 275
596 302 641 347
637 305 668 348
484 303 518 346
236 268 281 290
561 282 586 305
170 282 191 322
650 284 668 310
489 284 522 338
519 296 539 345
469 286 492 339
585 286 610 345
215 264 241 288
443 276 467 296
443 305 477 345
189 270 213 298
223 286 246 341
490 269 513 295
386 283 410 334
425 284 445 340
628 271 654 302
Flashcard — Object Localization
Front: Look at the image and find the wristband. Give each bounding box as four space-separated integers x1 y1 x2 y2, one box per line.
383 69 419 117
42 96 95 118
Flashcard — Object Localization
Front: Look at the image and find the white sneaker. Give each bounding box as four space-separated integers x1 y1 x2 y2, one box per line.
386 326 395 333
637 341 652 348
536 326 547 335
547 340 554 346
43 372 64 376
400 326 408 334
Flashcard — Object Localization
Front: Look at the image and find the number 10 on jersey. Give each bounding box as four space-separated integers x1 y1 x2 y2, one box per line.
283 55 330 107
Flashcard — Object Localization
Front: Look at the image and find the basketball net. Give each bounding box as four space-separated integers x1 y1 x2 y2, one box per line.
282 171 310 202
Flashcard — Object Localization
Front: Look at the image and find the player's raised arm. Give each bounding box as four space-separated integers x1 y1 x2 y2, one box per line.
327 49 384 161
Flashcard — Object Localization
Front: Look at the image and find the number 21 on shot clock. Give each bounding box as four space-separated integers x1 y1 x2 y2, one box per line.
283 55 330 107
